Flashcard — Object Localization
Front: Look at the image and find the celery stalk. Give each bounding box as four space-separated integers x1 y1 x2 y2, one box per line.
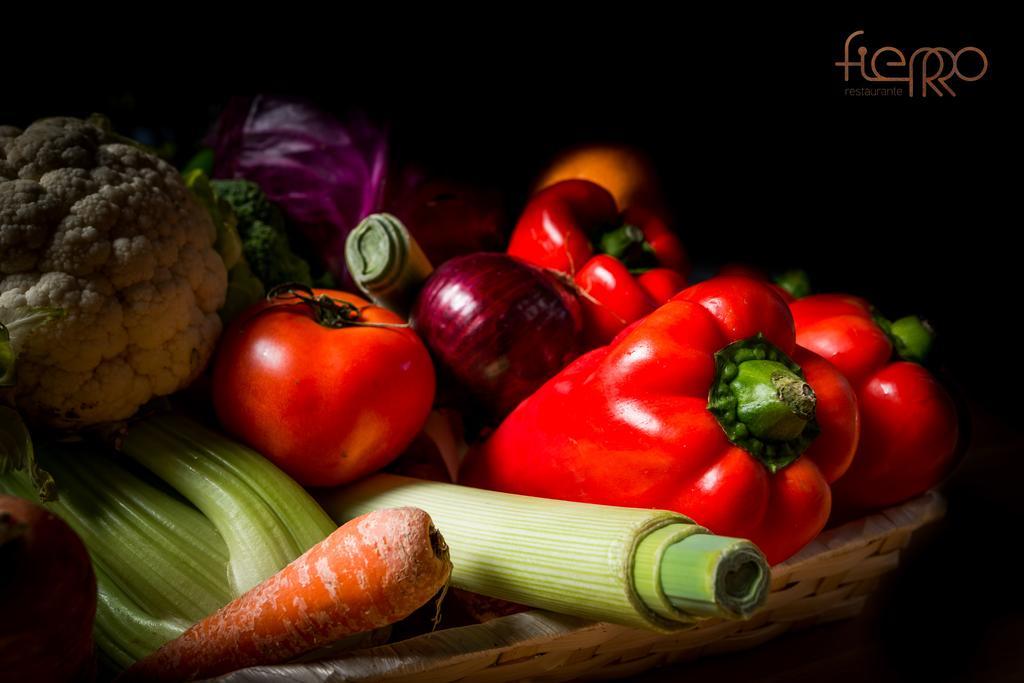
53 455 233 616
93 561 192 669
319 474 769 632
1 413 338 669
0 442 231 661
121 415 336 593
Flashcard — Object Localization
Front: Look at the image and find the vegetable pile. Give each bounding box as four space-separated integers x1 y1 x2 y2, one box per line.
461 276 860 564
0 413 337 668
0 105 965 682
123 507 452 682
206 95 388 285
789 294 960 519
508 178 688 347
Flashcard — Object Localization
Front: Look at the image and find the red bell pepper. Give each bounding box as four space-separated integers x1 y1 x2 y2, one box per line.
462 276 860 564
789 294 960 517
718 264 811 303
507 179 688 347
636 268 689 304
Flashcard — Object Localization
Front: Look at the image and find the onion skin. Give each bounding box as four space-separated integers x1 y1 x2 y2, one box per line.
0 495 97 682
412 253 583 419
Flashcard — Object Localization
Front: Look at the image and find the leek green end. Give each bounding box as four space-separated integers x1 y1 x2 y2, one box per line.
634 528 768 620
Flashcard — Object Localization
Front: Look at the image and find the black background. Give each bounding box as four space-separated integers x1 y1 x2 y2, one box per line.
3 9 1019 681
4 15 1012 419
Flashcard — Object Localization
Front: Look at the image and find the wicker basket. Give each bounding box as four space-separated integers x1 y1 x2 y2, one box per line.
221 491 946 683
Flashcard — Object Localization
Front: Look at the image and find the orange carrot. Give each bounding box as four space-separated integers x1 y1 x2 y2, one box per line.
120 507 451 682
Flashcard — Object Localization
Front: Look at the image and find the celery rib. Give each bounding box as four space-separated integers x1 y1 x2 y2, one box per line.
122 420 335 594
1 413 341 670
158 414 334 548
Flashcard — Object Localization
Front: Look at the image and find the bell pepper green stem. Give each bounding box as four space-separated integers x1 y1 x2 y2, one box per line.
730 360 815 440
708 334 820 473
889 315 934 363
773 269 811 299
181 148 215 176
872 310 935 364
599 224 658 269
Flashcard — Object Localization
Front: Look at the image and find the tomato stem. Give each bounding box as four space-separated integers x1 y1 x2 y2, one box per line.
266 283 410 330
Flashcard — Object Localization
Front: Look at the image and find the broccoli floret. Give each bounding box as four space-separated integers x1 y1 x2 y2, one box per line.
210 180 314 288
242 220 313 289
210 180 283 229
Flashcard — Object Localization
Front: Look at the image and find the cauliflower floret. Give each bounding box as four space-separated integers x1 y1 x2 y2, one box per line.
0 117 227 427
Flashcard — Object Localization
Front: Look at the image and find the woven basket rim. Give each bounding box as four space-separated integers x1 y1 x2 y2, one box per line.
774 490 946 571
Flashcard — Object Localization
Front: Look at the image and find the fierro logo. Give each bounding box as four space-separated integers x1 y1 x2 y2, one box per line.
835 30 988 97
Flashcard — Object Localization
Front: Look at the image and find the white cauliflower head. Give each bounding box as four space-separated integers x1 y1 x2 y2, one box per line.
0 117 227 427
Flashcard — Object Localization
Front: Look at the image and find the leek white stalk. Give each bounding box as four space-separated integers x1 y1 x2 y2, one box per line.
319 474 768 632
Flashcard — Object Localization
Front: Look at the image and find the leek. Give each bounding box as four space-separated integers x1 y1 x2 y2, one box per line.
345 212 434 316
0 413 337 670
319 474 769 632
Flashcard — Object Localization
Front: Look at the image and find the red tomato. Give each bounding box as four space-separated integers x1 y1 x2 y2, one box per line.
212 289 436 487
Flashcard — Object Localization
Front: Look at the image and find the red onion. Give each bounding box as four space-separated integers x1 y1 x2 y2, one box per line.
412 253 583 419
0 495 96 682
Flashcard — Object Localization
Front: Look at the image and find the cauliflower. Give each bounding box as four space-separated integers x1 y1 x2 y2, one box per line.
0 117 227 427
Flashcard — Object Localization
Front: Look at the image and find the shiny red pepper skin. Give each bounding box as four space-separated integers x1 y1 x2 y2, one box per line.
621 205 688 273
463 277 859 564
508 179 688 346
790 294 959 517
573 255 657 348
636 268 689 304
508 179 616 273
718 263 796 302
